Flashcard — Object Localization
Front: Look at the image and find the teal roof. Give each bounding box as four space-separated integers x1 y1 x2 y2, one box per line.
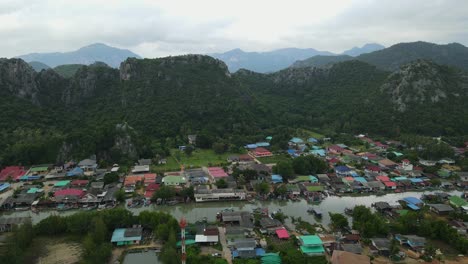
299 235 323 246
290 137 304 144
300 245 325 254
393 151 404 157
27 188 41 194
262 253 282 264
111 228 142 243
394 176 408 181
54 180 70 187
266 136 273 141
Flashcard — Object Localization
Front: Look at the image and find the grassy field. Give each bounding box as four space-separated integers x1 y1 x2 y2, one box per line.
257 154 292 164
295 128 326 140
152 149 237 172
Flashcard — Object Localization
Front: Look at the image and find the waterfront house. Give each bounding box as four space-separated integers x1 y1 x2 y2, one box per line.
428 203 454 215
370 238 390 256
111 227 143 246
195 226 219 244
124 175 144 187
449 195 468 208
194 188 246 202
54 189 85 202
221 211 254 230
259 217 282 234
143 173 157 186
207 167 228 181
364 181 385 191
298 235 325 255
394 234 426 251
331 250 370 264
144 183 160 198
402 197 424 210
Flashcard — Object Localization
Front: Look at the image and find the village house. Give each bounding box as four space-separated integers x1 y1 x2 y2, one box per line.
370 238 391 256
188 134 197 145
0 166 27 181
54 189 85 202
298 235 325 256
195 226 219 245
194 188 246 202
428 203 454 215
327 145 345 155
221 211 254 230
232 238 258 258
207 167 229 181
251 147 273 158
162 175 187 186
394 234 426 251
111 227 143 246
259 217 283 234
131 165 150 174
78 159 97 171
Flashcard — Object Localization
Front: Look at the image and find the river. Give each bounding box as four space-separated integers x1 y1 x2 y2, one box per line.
1 190 462 227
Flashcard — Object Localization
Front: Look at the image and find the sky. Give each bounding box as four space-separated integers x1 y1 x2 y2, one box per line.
1 0 468 58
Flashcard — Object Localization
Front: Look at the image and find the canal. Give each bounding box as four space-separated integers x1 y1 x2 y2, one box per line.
1 190 462 227
123 251 160 264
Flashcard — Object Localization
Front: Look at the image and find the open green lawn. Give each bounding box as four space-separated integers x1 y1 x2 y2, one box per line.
152 149 237 172
295 128 326 140
257 154 292 164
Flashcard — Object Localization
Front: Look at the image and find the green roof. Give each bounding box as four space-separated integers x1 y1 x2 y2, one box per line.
266 136 273 141
449 196 467 207
30 166 49 172
300 245 325 254
54 180 70 187
306 185 324 192
393 151 404 157
286 184 300 191
163 176 186 184
438 169 451 177
177 239 196 247
299 235 323 246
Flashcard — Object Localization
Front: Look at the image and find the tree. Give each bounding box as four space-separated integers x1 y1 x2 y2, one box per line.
215 179 228 189
114 189 126 203
159 231 179 264
329 213 349 231
185 145 194 156
152 185 176 201
212 142 226 154
272 212 288 223
255 182 270 195
274 184 287 196
104 172 119 185
273 161 294 180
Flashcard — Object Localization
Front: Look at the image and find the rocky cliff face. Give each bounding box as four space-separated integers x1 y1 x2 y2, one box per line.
0 58 41 105
381 60 468 112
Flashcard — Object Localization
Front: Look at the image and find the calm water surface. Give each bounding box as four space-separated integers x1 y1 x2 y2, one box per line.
123 251 160 264
2 190 462 227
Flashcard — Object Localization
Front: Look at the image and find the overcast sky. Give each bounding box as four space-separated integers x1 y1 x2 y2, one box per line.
1 0 467 58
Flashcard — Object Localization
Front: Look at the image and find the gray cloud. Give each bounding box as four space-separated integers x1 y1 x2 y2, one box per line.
0 0 467 58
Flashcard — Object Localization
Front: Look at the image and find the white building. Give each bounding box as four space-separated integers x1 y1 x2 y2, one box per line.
194 189 246 202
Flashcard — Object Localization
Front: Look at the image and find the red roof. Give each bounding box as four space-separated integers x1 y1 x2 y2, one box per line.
254 147 271 154
344 177 355 182
275 228 289 239
366 165 381 172
71 180 89 186
208 167 228 178
383 181 397 187
328 158 340 164
0 166 26 181
144 173 157 184
402 159 410 163
328 145 344 152
144 190 155 198
146 183 160 191
239 154 254 161
376 176 390 182
54 188 85 197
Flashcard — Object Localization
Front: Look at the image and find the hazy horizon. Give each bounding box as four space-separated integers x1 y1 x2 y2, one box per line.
1 0 467 58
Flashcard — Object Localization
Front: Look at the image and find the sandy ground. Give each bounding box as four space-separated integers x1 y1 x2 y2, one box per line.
36 241 82 264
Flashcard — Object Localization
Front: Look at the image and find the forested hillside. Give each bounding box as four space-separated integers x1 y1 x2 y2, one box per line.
0 55 467 166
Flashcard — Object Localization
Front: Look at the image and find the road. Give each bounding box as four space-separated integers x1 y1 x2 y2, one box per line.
0 182 23 203
218 226 232 264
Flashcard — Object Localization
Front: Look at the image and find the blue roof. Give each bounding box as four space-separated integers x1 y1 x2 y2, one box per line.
407 204 420 210
410 178 423 183
232 250 239 258
272 174 283 183
111 228 142 243
335 165 350 172
350 171 359 177
255 248 265 256
256 142 270 147
19 175 41 181
66 167 84 177
403 197 423 205
354 177 367 183
0 183 11 192
290 137 304 144
308 137 318 143
246 144 258 149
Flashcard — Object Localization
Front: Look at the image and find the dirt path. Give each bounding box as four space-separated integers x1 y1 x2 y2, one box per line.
218 226 232 264
37 241 82 264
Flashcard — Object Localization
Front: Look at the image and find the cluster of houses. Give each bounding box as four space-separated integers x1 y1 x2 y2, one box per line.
0 158 119 211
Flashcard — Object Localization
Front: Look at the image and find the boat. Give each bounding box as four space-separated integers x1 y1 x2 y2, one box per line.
344 207 353 215
307 207 322 218
56 204 72 211
82 204 97 211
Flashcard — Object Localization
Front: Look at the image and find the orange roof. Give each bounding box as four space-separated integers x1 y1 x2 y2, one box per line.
144 173 157 183
124 175 144 186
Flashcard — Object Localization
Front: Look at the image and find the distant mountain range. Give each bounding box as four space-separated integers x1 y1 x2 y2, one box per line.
17 43 141 68
342 43 385 57
293 41 468 71
209 43 385 73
